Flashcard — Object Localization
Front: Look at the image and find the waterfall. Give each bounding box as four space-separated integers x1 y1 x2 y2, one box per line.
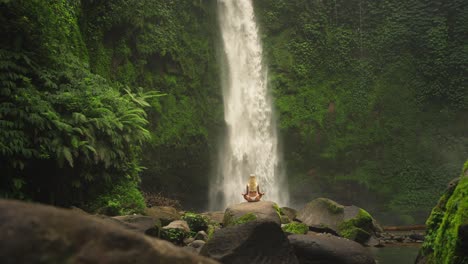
210 0 288 209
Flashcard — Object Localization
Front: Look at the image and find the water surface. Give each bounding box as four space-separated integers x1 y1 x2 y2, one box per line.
369 245 420 264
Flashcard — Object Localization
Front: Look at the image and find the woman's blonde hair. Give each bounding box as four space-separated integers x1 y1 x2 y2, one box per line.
248 174 258 191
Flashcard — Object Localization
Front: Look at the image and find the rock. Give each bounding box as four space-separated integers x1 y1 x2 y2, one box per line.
145 206 180 226
195 230 209 241
110 215 158 236
223 201 281 226
297 198 344 230
281 207 298 221
163 220 190 232
161 220 191 244
365 236 381 247
308 224 340 236
201 211 225 225
289 234 376 264
187 240 206 254
0 199 218 264
409 233 425 241
200 220 299 264
184 237 195 245
297 198 380 244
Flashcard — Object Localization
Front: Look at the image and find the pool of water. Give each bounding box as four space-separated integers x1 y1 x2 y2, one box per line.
369 245 421 264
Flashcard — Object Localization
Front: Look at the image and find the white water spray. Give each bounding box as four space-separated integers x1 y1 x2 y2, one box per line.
210 0 288 209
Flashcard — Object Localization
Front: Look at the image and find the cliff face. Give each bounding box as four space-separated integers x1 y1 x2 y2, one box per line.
417 161 468 264
79 0 224 208
253 0 467 223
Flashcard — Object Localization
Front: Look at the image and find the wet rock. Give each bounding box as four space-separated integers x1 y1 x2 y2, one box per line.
195 230 209 241
289 233 376 264
200 220 298 264
281 207 298 221
186 240 206 254
297 198 381 244
0 199 218 264
201 211 225 225
110 215 158 235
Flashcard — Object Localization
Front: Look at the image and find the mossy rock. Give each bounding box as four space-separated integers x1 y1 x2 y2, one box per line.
282 222 309 234
298 198 380 244
160 228 188 245
297 198 345 230
417 161 468 264
223 201 281 226
182 212 209 232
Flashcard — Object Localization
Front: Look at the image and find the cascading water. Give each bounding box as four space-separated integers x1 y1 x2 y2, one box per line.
210 0 288 209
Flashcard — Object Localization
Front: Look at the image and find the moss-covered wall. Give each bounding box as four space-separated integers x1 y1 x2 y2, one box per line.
417 161 468 264
253 0 467 223
79 0 224 209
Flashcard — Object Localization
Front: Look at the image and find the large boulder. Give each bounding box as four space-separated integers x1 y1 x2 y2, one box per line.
161 220 191 245
223 201 281 226
281 207 298 221
201 211 224 225
297 198 381 244
289 234 376 264
0 199 218 264
200 220 299 264
109 215 159 236
145 206 180 226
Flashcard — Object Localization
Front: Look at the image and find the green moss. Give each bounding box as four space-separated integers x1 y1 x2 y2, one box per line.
338 222 371 243
273 203 283 217
420 160 468 264
228 213 257 226
182 212 209 232
338 209 373 243
316 198 345 215
282 222 309 234
161 228 188 245
206 223 220 240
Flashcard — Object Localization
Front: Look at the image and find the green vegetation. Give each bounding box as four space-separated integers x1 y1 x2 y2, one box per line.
0 0 222 211
311 198 345 215
88 179 146 216
0 0 159 210
182 212 209 232
224 213 258 226
254 0 467 223
282 222 309 234
161 228 188 245
80 0 223 208
419 161 468 264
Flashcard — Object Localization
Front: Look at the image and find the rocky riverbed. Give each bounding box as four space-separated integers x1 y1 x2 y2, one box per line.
0 198 427 264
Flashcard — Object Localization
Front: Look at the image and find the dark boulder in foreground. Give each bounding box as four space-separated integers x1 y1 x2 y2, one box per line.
200 220 299 264
289 234 376 264
0 199 218 264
